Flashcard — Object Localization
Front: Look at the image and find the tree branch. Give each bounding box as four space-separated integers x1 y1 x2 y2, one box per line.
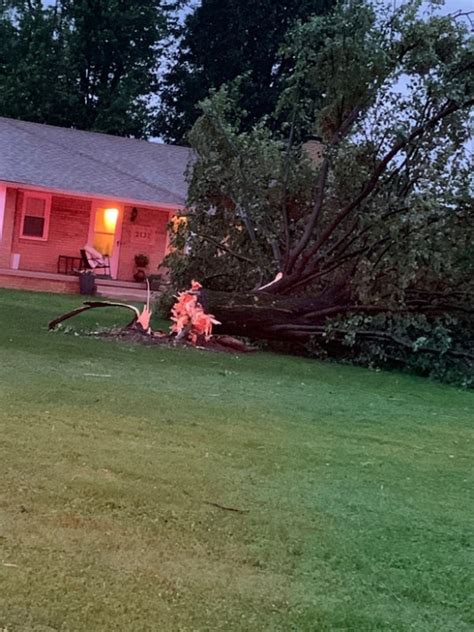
268 324 474 362
281 103 297 264
297 98 473 264
286 103 363 272
196 232 255 264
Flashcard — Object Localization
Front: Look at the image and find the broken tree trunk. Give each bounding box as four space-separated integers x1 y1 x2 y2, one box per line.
197 288 474 363
198 284 352 341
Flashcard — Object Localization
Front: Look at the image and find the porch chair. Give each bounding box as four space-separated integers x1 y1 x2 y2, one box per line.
80 249 111 277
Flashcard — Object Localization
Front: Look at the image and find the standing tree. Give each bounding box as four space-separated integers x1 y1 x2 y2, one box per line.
0 0 68 126
0 0 178 137
166 0 474 384
156 0 336 143
63 0 173 137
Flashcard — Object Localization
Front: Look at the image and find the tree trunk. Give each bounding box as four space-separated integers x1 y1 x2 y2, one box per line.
199 284 351 340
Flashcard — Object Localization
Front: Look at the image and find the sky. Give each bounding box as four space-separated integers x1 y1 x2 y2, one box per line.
419 0 472 14
39 0 473 14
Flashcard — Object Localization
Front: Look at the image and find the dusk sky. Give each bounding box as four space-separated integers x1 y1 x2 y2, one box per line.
40 1 474 16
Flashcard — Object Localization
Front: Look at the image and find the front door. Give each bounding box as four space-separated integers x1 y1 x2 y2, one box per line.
89 204 123 278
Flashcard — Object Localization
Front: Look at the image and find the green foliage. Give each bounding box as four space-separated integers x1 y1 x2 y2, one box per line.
0 0 66 125
164 82 316 290
156 0 336 143
276 0 392 141
134 253 149 267
310 312 474 388
0 0 177 137
155 285 175 319
167 0 473 385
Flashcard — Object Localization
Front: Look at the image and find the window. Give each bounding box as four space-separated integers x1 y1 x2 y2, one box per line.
20 192 51 240
91 207 119 255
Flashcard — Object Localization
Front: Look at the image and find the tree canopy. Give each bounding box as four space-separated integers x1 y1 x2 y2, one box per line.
156 0 336 143
165 0 474 385
0 0 176 137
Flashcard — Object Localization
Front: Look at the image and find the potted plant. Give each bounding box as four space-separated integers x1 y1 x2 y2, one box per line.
133 253 149 282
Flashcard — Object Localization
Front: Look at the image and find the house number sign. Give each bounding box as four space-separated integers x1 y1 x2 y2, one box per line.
131 226 153 245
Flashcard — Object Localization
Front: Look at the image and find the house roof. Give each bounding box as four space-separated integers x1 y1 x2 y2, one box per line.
0 116 192 207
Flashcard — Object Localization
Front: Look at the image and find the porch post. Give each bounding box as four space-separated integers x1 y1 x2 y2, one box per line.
0 185 16 268
0 184 6 242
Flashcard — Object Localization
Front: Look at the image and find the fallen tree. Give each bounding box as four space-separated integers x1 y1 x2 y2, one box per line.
163 1 474 384
198 285 350 340
199 288 472 343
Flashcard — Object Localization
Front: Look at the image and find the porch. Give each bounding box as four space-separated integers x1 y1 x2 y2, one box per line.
0 268 148 302
0 184 175 294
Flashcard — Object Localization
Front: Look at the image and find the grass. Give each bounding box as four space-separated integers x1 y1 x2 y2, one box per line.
0 288 472 631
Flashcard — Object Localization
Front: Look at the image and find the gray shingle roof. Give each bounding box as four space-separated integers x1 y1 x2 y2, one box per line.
0 116 191 206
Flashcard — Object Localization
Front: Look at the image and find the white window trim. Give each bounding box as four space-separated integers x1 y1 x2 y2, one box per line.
20 191 52 241
0 185 6 242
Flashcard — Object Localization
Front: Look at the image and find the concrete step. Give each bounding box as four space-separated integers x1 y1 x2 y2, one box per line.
96 278 147 290
96 287 147 302
95 278 168 303
95 277 147 302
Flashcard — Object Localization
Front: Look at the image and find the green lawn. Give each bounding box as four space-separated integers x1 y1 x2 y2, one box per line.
0 289 472 631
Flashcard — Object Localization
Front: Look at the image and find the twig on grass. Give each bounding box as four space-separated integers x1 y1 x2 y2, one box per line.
204 501 249 514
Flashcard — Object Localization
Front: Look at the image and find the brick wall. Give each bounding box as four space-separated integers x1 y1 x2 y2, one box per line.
0 273 79 294
4 189 174 283
117 206 170 281
11 193 91 273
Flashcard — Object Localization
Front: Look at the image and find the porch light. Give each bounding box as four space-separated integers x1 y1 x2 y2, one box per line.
104 208 119 232
170 215 188 232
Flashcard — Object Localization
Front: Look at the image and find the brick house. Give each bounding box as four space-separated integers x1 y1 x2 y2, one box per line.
0 117 191 297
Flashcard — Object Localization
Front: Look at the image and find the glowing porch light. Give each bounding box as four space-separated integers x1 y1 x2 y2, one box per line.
104 208 119 232
170 214 188 232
